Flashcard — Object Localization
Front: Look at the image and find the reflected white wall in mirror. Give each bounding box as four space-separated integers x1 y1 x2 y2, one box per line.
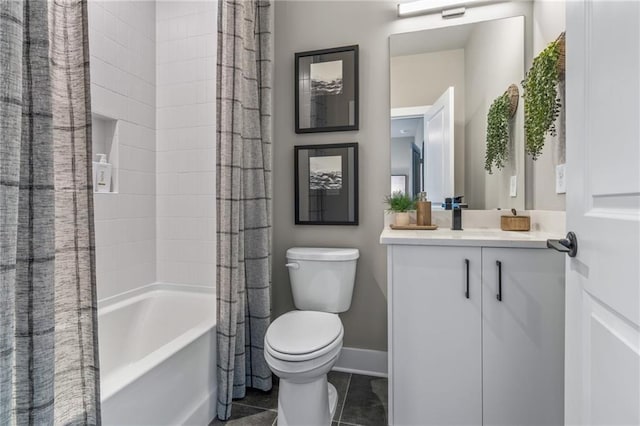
390 15 525 210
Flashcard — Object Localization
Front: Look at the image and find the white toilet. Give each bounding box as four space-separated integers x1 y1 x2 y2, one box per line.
264 247 359 426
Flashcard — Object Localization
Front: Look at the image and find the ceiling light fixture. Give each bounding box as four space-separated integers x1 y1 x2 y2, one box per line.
397 0 504 18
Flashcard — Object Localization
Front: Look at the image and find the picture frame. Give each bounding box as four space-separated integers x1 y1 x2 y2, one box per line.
391 175 408 194
295 143 359 225
295 45 359 133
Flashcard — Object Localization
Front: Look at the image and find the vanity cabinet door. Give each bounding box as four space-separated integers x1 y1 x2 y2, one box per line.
390 245 482 426
481 248 565 426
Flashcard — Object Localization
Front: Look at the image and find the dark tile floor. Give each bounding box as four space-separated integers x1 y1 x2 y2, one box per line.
210 371 388 426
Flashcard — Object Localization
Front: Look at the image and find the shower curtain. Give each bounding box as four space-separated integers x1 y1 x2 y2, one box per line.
216 0 273 420
0 1 100 424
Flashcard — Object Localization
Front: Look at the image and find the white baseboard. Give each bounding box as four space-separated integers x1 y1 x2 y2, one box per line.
332 347 388 378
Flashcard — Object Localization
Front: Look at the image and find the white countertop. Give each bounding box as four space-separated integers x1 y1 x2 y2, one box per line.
379 227 563 248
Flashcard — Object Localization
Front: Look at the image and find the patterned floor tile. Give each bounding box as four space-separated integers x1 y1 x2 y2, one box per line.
339 374 388 426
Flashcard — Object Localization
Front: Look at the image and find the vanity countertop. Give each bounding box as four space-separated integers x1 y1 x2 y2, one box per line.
379 227 562 249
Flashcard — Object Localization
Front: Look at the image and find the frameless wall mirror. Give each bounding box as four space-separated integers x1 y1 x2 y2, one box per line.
390 16 525 210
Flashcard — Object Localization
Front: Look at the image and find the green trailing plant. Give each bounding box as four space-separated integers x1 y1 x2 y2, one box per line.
522 36 563 160
485 92 511 174
385 191 416 213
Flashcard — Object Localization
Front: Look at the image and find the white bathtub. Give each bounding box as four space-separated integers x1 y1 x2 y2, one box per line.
98 283 217 425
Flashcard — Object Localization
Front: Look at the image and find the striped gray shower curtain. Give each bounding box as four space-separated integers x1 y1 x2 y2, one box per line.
0 1 100 424
216 0 273 420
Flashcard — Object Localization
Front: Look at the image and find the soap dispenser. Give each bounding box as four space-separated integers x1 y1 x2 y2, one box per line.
93 153 112 193
416 192 431 226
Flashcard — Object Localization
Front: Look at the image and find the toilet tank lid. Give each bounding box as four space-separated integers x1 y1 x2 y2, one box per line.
286 247 359 261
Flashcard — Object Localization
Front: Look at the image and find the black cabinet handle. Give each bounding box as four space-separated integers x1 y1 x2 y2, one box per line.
496 260 502 301
465 259 470 299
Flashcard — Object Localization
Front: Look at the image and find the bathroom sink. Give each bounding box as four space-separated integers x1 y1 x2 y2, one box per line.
450 229 534 240
380 226 558 249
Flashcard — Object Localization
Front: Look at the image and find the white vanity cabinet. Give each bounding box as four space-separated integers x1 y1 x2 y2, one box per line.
386 239 565 426
481 248 565 426
391 245 482 426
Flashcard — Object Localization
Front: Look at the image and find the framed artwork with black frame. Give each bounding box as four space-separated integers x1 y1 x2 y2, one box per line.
295 143 358 225
295 45 359 133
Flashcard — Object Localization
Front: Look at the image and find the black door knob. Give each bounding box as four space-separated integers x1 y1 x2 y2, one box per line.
547 231 578 257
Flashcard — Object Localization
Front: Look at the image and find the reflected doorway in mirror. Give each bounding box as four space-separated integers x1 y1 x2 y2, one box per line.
390 86 455 208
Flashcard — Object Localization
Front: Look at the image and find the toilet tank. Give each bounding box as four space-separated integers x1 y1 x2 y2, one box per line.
286 247 359 313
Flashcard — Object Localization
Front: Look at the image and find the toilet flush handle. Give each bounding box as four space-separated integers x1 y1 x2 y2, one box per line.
285 262 299 270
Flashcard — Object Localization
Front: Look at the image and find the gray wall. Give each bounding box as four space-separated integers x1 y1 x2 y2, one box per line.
274 0 543 351
529 0 566 211
464 17 525 210
274 1 392 351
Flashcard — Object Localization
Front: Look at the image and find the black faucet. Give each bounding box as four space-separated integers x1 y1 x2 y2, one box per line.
443 196 466 230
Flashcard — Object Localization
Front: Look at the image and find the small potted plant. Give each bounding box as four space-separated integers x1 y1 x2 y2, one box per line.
385 191 416 226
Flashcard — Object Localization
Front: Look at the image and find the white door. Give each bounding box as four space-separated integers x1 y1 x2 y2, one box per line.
424 87 454 205
564 1 640 425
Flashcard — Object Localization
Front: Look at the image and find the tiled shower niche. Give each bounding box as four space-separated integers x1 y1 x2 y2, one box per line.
91 113 119 193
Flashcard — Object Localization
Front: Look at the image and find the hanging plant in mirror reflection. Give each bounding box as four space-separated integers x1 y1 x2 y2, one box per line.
522 32 565 160
485 92 511 174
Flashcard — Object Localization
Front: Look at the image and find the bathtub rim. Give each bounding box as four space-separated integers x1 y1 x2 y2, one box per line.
98 281 215 311
98 282 216 402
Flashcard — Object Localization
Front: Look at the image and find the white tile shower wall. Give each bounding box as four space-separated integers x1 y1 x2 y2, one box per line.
156 1 217 287
89 0 157 300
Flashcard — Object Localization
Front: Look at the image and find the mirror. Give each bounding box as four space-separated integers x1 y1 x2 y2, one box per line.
390 16 525 209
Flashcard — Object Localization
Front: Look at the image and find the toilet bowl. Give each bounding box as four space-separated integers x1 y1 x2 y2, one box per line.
265 311 344 425
264 247 358 426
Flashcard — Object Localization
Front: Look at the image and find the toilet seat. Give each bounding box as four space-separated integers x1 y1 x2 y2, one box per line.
265 311 343 363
